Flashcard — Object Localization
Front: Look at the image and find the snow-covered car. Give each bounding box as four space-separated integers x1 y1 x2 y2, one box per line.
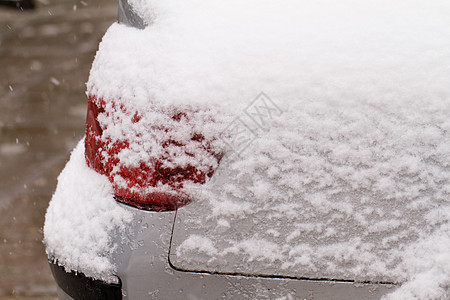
44 0 450 299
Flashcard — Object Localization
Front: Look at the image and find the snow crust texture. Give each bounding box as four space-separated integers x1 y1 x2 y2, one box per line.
87 0 450 204
173 98 450 298
86 96 228 205
44 140 134 283
50 0 450 297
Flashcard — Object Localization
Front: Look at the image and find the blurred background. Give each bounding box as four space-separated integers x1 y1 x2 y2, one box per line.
0 0 116 298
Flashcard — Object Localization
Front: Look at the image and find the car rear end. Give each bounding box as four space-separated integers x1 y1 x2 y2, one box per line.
44 0 450 299
45 143 395 299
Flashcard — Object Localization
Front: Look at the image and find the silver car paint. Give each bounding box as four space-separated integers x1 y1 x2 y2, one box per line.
118 0 145 29
57 204 396 299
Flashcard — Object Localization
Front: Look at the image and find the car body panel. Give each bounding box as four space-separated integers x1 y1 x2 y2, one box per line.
110 205 396 299
46 140 398 299
117 0 145 29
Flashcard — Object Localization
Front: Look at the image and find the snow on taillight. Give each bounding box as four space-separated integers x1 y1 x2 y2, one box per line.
85 95 223 211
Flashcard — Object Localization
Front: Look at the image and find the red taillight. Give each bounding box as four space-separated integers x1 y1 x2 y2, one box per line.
85 95 220 211
85 98 106 172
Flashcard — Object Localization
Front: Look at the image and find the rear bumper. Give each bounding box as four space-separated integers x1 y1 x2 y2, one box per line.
49 262 122 300
49 206 396 299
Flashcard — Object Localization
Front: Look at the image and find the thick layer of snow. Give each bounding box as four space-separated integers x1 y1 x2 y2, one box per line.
44 140 134 283
91 98 228 199
172 97 450 298
90 0 450 110
87 0 450 199
83 0 449 297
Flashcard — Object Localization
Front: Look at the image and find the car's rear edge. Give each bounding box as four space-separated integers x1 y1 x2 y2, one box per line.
50 203 396 300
